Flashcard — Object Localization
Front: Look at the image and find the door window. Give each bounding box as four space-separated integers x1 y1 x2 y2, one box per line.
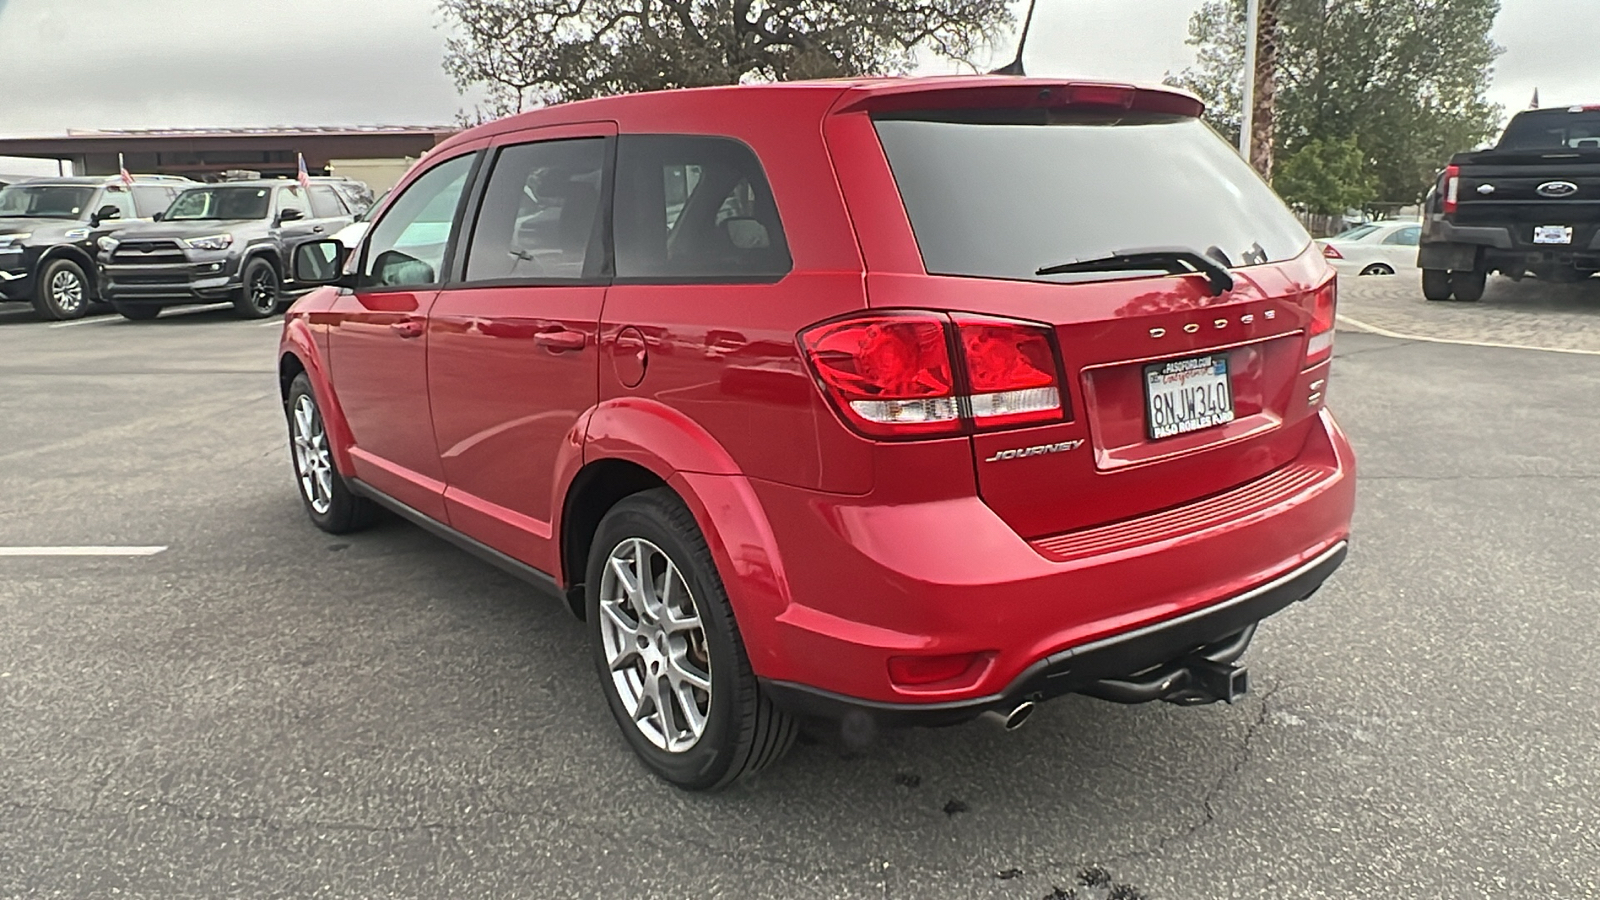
1382 225 1421 246
277 185 312 220
464 138 606 282
359 153 475 290
130 185 175 218
308 185 349 218
613 135 791 281
100 187 138 220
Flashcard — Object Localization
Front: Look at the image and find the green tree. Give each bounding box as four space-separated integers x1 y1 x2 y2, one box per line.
440 0 1014 120
1169 0 1504 204
1274 135 1377 214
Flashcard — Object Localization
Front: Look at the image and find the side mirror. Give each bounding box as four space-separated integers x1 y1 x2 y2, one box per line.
152 211 164 222
277 208 305 224
292 239 348 285
92 204 121 225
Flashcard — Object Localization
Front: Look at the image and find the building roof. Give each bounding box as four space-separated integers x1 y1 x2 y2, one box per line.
5 125 454 141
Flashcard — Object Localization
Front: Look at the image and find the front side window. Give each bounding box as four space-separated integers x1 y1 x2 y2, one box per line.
360 153 475 290
166 187 272 221
100 187 138 220
0 185 97 218
873 112 1310 283
277 186 312 219
464 138 606 282
613 135 791 281
130 185 175 218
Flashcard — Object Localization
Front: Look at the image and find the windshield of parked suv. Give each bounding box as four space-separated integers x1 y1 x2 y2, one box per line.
0 185 97 219
165 186 272 221
1496 109 1600 150
873 112 1311 283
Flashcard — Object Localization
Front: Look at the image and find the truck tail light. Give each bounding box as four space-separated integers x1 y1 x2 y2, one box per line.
1321 243 1343 259
1443 164 1460 215
800 312 1069 439
1306 278 1337 364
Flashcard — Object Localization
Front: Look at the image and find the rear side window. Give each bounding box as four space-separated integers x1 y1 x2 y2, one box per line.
1382 226 1420 246
873 113 1310 283
613 135 791 282
308 185 348 218
465 138 606 282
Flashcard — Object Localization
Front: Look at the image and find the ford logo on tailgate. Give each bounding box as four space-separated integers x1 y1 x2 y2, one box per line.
1537 181 1579 198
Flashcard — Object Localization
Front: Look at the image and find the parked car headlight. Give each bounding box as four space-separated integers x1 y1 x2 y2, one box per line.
0 232 31 249
97 235 120 253
183 234 233 251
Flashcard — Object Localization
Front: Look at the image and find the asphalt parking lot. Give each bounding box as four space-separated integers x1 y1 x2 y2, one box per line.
3 276 1599 900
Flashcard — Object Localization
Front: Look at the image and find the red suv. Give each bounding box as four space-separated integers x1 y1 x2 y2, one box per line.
279 77 1355 790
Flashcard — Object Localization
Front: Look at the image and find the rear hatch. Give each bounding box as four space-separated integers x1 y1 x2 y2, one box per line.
834 85 1334 538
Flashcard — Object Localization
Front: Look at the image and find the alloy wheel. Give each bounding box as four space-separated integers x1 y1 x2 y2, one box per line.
250 267 279 313
598 537 713 753
51 269 85 314
291 394 334 515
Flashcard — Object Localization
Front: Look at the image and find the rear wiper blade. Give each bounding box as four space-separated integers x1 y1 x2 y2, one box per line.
1036 247 1235 296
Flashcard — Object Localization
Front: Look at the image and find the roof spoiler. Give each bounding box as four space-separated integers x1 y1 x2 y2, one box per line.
831 79 1205 118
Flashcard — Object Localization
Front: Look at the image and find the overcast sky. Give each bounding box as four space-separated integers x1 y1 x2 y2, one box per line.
4 0 1598 174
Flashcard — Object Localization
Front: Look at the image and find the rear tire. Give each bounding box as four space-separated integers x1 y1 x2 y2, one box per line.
587 487 797 790
113 302 162 321
31 258 91 320
234 257 282 319
1359 263 1395 276
1450 268 1487 302
285 373 377 533
1421 268 1453 301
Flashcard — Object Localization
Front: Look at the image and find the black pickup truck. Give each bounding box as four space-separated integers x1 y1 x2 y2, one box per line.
1418 105 1600 300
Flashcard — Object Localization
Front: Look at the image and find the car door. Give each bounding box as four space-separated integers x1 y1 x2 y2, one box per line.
323 149 481 520
1380 225 1421 268
426 123 614 572
273 184 320 250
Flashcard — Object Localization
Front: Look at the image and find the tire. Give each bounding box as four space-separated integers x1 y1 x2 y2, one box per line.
31 258 91 320
1450 268 1487 302
587 488 797 790
113 302 162 321
1359 263 1395 276
285 373 377 533
1421 268 1453 301
234 257 282 319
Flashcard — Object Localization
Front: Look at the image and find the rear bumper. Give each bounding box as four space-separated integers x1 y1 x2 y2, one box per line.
1420 220 1600 271
762 540 1345 727
742 408 1356 721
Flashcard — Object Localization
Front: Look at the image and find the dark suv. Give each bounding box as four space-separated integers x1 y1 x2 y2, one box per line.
99 180 354 320
0 175 188 319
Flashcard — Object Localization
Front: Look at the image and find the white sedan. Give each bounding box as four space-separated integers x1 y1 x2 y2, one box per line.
1318 221 1422 276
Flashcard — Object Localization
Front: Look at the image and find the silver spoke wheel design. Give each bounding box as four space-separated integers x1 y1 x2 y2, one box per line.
291 394 334 515
51 269 85 313
598 537 712 753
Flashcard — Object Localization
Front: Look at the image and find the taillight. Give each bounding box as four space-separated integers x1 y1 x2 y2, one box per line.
1306 278 1337 364
800 311 1069 439
1321 243 1343 259
1443 164 1460 215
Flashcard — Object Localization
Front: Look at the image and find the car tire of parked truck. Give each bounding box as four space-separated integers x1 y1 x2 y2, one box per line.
285 374 379 533
234 258 282 319
113 303 161 321
1422 268 1454 301
1450 268 1488 302
586 487 798 790
31 258 91 321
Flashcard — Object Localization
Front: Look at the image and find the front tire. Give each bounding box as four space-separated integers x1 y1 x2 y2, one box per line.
234 258 282 319
587 488 797 790
1421 268 1453 301
1450 268 1487 302
286 373 377 533
31 258 91 320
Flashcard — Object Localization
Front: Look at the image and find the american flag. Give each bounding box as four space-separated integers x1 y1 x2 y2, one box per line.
296 152 311 191
118 153 133 187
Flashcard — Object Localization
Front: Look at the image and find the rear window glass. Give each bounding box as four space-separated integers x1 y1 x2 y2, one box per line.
873 113 1309 283
1497 109 1600 150
1331 224 1379 241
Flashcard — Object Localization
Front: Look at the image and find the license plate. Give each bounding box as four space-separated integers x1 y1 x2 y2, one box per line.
1145 354 1235 440
1534 225 1573 244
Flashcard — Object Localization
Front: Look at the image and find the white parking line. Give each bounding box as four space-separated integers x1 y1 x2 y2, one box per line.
48 315 118 328
0 546 167 556
1338 313 1600 357
257 319 286 328
158 303 235 318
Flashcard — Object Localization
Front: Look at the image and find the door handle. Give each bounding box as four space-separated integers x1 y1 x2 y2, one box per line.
312 226 324 233
390 320 425 339
533 329 587 352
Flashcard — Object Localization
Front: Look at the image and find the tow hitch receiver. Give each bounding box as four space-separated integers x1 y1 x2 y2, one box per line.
1078 625 1255 706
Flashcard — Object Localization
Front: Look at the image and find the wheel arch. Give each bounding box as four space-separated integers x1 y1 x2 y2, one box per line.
278 325 357 476
37 246 99 297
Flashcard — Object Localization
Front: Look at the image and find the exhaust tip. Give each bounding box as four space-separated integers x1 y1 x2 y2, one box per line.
982 701 1035 731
